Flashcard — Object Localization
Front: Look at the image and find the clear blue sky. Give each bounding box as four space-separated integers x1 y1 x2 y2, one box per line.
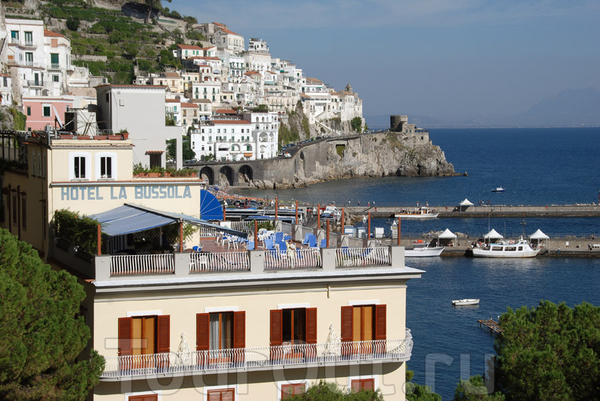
168 0 600 122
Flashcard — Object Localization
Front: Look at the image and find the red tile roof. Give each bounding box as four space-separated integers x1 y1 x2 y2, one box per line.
44 30 65 38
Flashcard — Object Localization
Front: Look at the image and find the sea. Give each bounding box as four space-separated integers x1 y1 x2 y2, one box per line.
232 127 600 399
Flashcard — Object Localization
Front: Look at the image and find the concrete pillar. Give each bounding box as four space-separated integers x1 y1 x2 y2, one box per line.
321 248 336 271
174 253 189 277
95 255 112 281
249 250 265 273
389 245 405 268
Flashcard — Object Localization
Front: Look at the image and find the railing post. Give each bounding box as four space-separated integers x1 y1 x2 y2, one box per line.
389 245 405 268
321 248 336 271
249 250 265 273
95 255 112 281
174 252 189 277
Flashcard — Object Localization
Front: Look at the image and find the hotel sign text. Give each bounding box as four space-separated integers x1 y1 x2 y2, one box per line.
60 185 192 201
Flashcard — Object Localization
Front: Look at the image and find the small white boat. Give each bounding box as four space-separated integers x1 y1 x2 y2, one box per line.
452 299 480 306
491 187 505 192
472 238 540 258
405 240 444 257
395 206 438 220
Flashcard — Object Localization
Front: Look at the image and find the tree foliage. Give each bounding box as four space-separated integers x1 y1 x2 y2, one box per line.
0 229 104 400
453 376 505 401
52 209 101 254
286 380 384 400
495 300 600 401
351 117 362 133
404 370 442 401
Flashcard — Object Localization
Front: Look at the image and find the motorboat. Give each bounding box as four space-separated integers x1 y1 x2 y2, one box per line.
491 187 505 192
395 206 438 220
405 240 444 257
472 237 540 258
452 299 480 306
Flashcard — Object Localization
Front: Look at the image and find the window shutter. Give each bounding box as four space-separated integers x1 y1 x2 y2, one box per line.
375 304 387 341
157 315 170 354
233 311 246 348
305 308 317 344
270 309 283 346
341 306 353 342
118 317 132 356
196 313 210 351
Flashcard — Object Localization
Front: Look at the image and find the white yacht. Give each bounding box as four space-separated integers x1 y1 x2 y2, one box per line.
472 238 540 258
395 206 438 220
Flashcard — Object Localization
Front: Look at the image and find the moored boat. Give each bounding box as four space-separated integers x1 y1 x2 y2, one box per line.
472 237 540 258
491 187 506 192
452 299 480 306
405 240 444 257
395 206 438 219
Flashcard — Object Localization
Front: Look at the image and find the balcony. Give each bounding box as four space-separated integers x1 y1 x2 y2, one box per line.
100 330 413 381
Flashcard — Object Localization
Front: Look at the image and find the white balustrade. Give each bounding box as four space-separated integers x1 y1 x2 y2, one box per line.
189 251 249 272
101 331 412 379
335 247 391 267
110 254 174 276
264 248 322 270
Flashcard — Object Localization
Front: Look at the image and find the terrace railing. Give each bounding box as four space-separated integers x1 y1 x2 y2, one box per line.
189 251 249 273
335 247 390 267
110 254 174 276
264 248 322 270
101 330 412 379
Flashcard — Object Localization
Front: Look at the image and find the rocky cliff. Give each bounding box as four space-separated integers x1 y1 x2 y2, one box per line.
251 131 458 189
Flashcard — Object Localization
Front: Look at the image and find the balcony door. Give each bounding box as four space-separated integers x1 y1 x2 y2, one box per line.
270 308 317 360
341 305 386 355
118 315 170 369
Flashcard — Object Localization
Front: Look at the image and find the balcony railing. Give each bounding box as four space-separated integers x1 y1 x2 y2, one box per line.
110 254 175 276
265 248 322 270
189 251 249 272
335 247 391 267
100 331 413 380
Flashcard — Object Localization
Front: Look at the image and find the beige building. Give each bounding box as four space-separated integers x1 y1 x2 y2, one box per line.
0 131 423 401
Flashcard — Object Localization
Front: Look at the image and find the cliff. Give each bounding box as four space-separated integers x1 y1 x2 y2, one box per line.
251 131 458 189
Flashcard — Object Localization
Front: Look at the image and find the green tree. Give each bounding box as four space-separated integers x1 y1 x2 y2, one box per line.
406 370 442 401
495 300 600 401
143 0 172 23
453 376 505 401
286 380 384 400
0 228 104 399
351 116 362 133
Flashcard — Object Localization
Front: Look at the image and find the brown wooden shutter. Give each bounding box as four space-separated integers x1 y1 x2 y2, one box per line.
375 304 387 341
118 317 132 356
341 306 354 342
270 309 283 346
157 315 170 354
233 311 246 348
196 313 210 351
305 308 317 344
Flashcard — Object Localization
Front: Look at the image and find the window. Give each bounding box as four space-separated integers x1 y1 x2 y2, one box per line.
128 395 157 401
52 75 59 82
282 383 306 399
118 315 170 357
341 305 386 354
100 156 112 178
207 388 234 401
197 311 245 351
73 156 86 178
25 52 33 66
24 31 33 46
42 105 51 117
10 31 18 41
270 308 317 352
351 378 375 393
50 53 59 68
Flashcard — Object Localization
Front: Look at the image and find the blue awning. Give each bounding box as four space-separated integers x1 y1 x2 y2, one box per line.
90 204 247 238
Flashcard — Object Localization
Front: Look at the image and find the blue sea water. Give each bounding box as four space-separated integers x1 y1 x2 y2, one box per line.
232 128 600 399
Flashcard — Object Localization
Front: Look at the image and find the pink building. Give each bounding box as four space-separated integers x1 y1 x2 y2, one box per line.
22 96 74 131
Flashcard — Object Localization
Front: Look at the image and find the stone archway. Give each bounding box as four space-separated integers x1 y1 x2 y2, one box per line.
219 166 234 186
199 167 215 185
238 165 253 185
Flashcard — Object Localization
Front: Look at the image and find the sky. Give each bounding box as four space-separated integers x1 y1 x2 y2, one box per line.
167 0 600 123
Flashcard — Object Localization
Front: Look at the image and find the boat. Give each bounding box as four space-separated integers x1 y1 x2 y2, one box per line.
395 206 438 220
405 240 444 257
452 299 480 306
472 237 540 258
491 187 505 192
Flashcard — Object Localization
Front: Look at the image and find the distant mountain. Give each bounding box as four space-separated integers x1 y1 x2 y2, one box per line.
367 88 600 129
508 88 600 127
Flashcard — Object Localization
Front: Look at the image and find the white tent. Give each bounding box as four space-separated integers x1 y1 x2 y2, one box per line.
530 229 549 249
484 229 504 239
458 198 474 212
529 229 549 239
438 228 457 239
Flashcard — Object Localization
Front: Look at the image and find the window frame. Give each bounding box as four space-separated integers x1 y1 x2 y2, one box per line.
69 152 91 180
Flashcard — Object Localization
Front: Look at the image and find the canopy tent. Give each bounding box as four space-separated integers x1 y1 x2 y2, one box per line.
529 229 549 239
438 228 457 239
529 229 549 249
90 204 247 239
484 229 503 239
199 190 224 220
458 198 474 212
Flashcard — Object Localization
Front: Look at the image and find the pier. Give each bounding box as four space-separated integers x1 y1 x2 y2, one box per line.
478 319 502 335
343 204 600 219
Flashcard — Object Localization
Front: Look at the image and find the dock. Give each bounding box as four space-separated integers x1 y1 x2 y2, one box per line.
478 319 503 334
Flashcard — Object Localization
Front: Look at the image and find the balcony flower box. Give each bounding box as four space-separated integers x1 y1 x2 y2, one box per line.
107 135 122 140
59 134 74 139
76 136 92 140
94 136 108 140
